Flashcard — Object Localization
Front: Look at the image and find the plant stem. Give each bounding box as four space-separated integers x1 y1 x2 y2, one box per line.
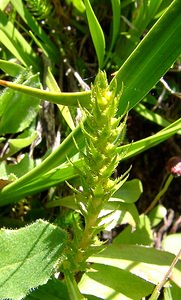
64 269 86 300
144 174 173 214
148 248 181 300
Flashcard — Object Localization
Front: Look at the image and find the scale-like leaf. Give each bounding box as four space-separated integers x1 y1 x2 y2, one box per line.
0 219 67 300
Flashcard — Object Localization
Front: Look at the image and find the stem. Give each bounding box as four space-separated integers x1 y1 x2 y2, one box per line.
64 269 86 300
75 198 102 265
148 248 181 300
144 174 173 214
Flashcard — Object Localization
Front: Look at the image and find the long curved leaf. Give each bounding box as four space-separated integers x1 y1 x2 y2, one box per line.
111 0 181 116
84 0 105 68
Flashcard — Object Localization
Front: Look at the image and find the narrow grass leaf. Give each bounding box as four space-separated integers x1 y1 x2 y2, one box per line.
84 0 105 68
134 103 170 128
119 118 181 160
10 0 59 61
0 10 39 70
111 0 181 116
110 0 121 51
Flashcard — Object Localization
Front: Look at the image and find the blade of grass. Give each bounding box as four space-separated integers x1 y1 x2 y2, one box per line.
110 0 121 52
134 103 170 128
111 0 181 116
118 118 181 160
0 10 40 70
10 0 59 61
84 0 105 68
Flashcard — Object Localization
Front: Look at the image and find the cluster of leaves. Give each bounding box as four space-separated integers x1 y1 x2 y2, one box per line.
0 0 180 299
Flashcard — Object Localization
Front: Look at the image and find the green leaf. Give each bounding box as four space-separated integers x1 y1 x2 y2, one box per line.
0 59 25 77
84 0 105 68
119 118 181 160
7 129 38 157
46 68 75 130
162 234 181 256
0 71 41 134
113 214 153 246
0 0 9 10
98 203 139 231
0 219 67 300
79 263 154 300
25 278 69 300
134 103 170 128
5 153 35 178
112 179 143 203
111 0 181 116
164 281 181 300
10 0 59 63
110 0 121 52
0 10 39 69
0 79 91 108
69 0 85 12
88 244 181 288
148 204 167 227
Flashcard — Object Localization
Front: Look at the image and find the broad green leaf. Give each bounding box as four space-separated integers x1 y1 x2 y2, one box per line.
25 278 69 300
98 203 139 231
162 234 181 256
148 204 167 227
0 59 25 77
111 0 181 116
0 72 41 134
79 263 154 300
88 244 181 288
113 214 153 246
7 129 38 157
0 219 67 300
5 153 35 178
84 0 105 68
112 179 143 203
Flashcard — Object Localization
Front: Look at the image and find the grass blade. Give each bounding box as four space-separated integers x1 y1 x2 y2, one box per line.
111 0 181 116
84 0 105 68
